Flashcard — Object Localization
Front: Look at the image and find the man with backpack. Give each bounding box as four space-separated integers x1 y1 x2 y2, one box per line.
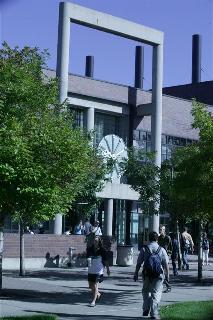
134 231 169 320
181 226 194 270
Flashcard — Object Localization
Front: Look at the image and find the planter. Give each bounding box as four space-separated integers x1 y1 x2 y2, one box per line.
116 245 134 266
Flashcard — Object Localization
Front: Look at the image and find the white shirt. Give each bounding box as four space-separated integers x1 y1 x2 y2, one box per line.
92 226 102 236
88 256 104 275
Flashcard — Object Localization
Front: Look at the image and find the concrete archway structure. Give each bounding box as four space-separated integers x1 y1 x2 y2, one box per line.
55 2 163 235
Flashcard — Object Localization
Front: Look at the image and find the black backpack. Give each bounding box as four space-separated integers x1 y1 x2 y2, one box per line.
202 239 209 250
143 246 163 278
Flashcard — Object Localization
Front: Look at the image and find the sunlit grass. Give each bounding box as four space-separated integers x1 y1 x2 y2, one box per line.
160 301 213 320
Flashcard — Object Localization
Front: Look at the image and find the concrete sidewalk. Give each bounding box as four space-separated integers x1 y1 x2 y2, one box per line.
0 255 212 320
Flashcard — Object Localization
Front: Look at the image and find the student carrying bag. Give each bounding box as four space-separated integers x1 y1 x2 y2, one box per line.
143 246 163 278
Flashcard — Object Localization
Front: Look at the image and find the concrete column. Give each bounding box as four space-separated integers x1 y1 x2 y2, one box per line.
87 107 95 132
125 200 132 245
55 3 70 235
151 44 163 233
104 199 113 236
54 214 63 235
56 2 70 104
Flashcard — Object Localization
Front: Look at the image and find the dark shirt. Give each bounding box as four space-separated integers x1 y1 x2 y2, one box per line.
202 238 209 250
158 234 172 253
171 239 179 260
86 246 108 262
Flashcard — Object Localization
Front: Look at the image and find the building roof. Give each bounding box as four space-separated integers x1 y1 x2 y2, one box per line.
163 81 213 106
44 69 206 140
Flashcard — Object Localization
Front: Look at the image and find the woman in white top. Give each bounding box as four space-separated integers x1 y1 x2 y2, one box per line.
202 232 210 266
86 234 110 307
92 220 102 236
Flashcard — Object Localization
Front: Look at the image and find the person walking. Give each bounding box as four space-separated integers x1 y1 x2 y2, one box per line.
158 225 172 253
134 231 169 320
86 234 110 307
170 232 179 276
74 220 84 235
181 226 194 270
158 225 172 292
202 232 210 266
92 220 102 236
84 218 92 235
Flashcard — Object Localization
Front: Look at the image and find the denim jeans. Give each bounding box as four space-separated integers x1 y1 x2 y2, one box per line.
182 248 189 269
202 249 209 265
172 259 177 275
142 276 164 318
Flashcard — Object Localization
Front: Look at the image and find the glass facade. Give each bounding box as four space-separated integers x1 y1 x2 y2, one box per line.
70 108 129 147
133 129 195 162
116 200 126 245
4 216 19 233
70 107 85 129
95 112 129 146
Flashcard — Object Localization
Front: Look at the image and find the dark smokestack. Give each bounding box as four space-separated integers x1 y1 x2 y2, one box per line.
134 46 144 89
192 34 201 83
85 55 94 78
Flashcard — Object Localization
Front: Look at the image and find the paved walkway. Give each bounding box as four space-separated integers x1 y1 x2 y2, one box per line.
0 255 212 320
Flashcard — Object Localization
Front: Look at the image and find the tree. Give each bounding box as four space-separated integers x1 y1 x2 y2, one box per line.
169 101 213 220
0 43 106 280
122 148 160 213
121 148 160 245
161 101 213 280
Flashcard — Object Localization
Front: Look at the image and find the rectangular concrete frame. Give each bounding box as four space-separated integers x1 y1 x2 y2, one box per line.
56 2 164 232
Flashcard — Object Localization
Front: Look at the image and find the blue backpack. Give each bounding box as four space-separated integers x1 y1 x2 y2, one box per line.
143 246 163 278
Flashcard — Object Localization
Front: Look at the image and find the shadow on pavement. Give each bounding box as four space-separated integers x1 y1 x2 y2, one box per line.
3 268 135 283
4 267 213 288
24 310 142 320
1 286 140 307
170 272 213 287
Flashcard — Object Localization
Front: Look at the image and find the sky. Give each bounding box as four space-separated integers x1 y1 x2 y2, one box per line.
0 0 213 89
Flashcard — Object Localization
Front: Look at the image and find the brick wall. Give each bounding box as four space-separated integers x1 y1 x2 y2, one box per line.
3 233 117 261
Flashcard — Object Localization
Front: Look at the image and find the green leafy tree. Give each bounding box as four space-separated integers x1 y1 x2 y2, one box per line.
0 43 106 280
122 148 160 214
121 148 160 245
161 101 213 280
165 101 213 221
122 148 160 213
122 147 160 244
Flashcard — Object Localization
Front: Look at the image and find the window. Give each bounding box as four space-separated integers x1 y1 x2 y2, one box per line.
70 107 84 128
95 113 128 146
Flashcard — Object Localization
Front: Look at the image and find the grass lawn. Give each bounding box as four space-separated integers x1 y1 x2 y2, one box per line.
0 316 56 320
160 301 213 320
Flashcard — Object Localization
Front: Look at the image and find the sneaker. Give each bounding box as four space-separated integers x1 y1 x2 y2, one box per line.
164 287 171 293
89 302 95 307
143 310 149 316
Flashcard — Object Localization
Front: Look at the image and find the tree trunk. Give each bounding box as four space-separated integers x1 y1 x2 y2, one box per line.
176 220 183 270
198 221 203 282
0 225 4 290
19 221 25 276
